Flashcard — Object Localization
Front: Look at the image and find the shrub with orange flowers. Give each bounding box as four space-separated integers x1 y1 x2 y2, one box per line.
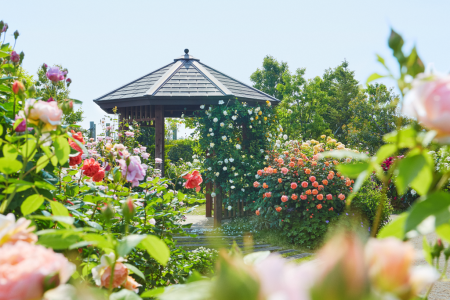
251 136 363 247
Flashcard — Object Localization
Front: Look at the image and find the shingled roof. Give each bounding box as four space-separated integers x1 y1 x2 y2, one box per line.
94 49 280 113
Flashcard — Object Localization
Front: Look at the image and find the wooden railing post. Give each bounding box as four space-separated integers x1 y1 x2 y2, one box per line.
205 181 212 217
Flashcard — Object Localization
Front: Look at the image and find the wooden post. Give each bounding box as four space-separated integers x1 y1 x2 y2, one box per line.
205 182 212 217
214 184 222 227
155 105 165 176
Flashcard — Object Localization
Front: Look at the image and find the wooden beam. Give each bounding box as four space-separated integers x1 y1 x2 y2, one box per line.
214 184 222 227
155 105 165 176
205 182 212 217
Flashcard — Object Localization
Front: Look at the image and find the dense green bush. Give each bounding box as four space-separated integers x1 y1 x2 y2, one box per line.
168 139 194 163
350 179 393 230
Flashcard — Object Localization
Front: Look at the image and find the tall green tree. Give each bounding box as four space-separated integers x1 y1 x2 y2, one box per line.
250 55 288 101
347 83 407 153
321 60 362 143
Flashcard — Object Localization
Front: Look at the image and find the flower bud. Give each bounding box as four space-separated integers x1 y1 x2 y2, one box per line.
10 51 20 63
126 156 131 166
101 203 115 221
0 21 4 31
27 85 36 97
19 51 24 63
13 30 19 39
42 63 48 70
66 78 72 86
12 81 25 95
122 198 135 222
444 245 450 260
1 23 8 33
62 100 74 114
113 169 122 183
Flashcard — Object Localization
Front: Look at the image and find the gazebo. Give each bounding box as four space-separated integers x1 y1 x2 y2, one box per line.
94 49 280 221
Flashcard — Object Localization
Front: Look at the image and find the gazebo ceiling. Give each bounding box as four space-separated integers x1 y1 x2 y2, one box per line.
94 49 280 113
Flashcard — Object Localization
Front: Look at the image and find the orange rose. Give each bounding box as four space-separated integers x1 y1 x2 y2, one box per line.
256 210 260 216
322 179 328 185
291 194 298 200
327 174 334 180
253 181 260 188
312 189 318 195
316 204 323 209
276 207 282 212
338 193 345 200
312 181 319 188
311 161 317 166
309 176 316 182
289 161 295 167
263 183 268 189
324 161 330 167
281 195 288 202
306 189 312 195
257 170 263 176
305 169 311 174
326 194 333 200
301 181 308 188
278 178 282 183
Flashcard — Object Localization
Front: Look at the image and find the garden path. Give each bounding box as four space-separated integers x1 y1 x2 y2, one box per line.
180 215 313 260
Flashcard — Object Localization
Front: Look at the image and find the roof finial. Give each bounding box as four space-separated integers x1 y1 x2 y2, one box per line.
184 49 189 54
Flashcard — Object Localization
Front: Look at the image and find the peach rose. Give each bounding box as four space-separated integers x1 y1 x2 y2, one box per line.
316 204 322 209
317 194 323 200
281 167 288 175
300 195 307 200
309 176 316 182
326 194 333 200
403 73 450 142
0 242 75 300
0 213 37 246
312 181 319 188
278 178 282 183
338 193 345 200
257 170 263 176
276 207 282 212
281 195 288 202
256 210 260 216
123 276 142 293
291 194 298 200
305 169 311 175
290 182 297 189
23 99 62 131
92 253 128 289
301 181 308 188
253 181 260 188
312 189 318 195
263 183 268 189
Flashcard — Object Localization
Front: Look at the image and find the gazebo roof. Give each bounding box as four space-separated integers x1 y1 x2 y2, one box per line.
94 49 280 113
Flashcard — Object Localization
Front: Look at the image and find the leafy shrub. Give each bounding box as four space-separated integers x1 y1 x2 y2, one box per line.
350 179 393 231
168 139 195 163
251 136 360 247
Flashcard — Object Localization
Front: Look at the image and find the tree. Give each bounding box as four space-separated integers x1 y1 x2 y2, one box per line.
250 55 289 101
321 60 362 144
347 83 407 153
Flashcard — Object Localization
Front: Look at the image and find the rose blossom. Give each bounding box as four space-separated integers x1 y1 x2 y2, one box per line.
91 253 128 289
403 73 450 142
281 195 288 202
69 153 82 166
183 170 203 192
92 167 105 182
10 51 20 63
123 276 142 293
46 66 65 82
0 213 37 246
118 156 146 187
155 158 163 164
0 242 75 300
125 131 134 137
81 158 100 177
281 167 288 175
140 146 147 152
22 99 63 131
142 153 150 160
113 143 125 151
290 182 297 189
133 148 141 154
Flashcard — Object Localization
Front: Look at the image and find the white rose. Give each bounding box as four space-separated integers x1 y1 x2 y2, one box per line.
200 105 205 109
211 192 216 197
209 128 213 132
223 111 228 116
236 144 241 150
223 167 227 171
220 122 224 127
222 136 227 141
213 118 218 122
231 186 235 189
210 143 215 148
218 100 224 105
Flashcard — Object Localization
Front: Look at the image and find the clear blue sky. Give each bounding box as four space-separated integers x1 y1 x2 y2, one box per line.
4 0 450 132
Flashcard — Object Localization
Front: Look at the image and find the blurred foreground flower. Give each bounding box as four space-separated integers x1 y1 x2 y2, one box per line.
403 73 450 142
0 213 37 246
183 170 203 192
0 241 75 300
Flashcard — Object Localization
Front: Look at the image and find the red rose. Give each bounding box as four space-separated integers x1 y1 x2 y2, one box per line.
256 210 260 216
92 167 105 182
71 130 85 144
69 153 82 166
183 170 203 192
82 158 100 177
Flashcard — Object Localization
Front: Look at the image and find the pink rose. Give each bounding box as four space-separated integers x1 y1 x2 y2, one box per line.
133 148 140 154
142 153 150 160
0 242 75 300
125 131 134 137
140 146 147 152
155 158 163 164
118 156 146 187
403 73 450 142
281 167 288 175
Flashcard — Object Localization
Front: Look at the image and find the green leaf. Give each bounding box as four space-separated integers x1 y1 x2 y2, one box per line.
375 144 397 164
0 157 22 174
422 237 432 265
140 288 165 298
34 181 56 190
50 201 70 217
0 84 11 93
54 136 70 165
118 235 147 257
110 289 142 300
3 144 18 159
366 73 387 85
436 223 450 243
336 162 370 178
410 153 433 196
36 155 49 173
37 233 79 250
377 213 407 239
20 139 37 158
30 215 74 225
346 169 370 205
21 194 44 215
41 146 58 167
406 46 425 77
405 192 450 233
376 54 390 72
0 51 10 58
394 153 427 195
123 263 146 281
383 126 416 148
139 235 170 266
320 150 368 161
